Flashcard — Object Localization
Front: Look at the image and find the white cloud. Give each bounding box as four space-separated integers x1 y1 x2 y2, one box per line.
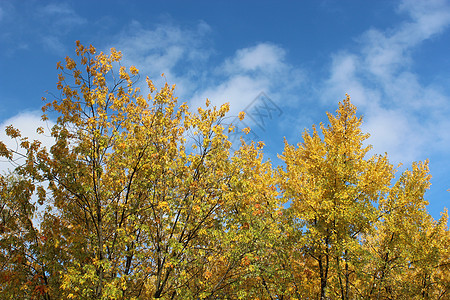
192 75 268 115
112 21 213 98
222 43 286 74
34 3 87 55
360 0 450 79
37 3 86 28
192 43 289 112
42 35 66 56
398 0 450 35
192 42 305 124
112 23 304 136
322 0 450 165
361 108 426 163
0 112 55 174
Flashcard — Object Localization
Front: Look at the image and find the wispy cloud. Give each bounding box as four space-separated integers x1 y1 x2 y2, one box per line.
0 2 86 56
192 43 300 114
222 43 287 75
36 3 86 55
42 36 67 56
112 21 213 97
37 3 87 29
191 42 307 146
113 24 304 128
322 0 450 164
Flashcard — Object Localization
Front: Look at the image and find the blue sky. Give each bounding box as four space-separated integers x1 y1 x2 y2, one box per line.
1 0 450 219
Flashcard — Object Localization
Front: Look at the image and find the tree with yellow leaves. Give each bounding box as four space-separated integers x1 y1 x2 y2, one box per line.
278 96 449 299
279 96 396 299
0 42 280 299
360 161 450 299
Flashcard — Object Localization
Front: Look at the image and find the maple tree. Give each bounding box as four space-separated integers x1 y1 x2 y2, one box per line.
0 42 448 299
0 42 279 299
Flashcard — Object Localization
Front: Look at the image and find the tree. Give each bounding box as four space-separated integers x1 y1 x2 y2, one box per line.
0 173 52 299
0 126 55 299
279 96 396 299
277 96 449 299
0 41 279 299
360 161 450 299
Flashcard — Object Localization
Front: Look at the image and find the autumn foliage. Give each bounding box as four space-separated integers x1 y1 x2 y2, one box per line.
0 42 448 299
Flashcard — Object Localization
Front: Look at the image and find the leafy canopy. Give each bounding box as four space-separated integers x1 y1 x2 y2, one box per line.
0 42 448 300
